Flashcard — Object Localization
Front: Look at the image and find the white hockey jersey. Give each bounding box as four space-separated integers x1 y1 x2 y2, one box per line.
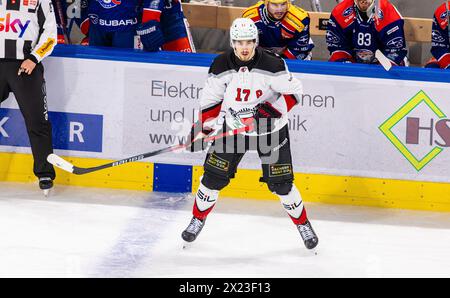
0 0 57 63
199 48 303 136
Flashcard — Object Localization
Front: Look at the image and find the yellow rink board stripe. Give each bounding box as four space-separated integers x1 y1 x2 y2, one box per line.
192 166 450 212
0 152 153 191
2 152 450 212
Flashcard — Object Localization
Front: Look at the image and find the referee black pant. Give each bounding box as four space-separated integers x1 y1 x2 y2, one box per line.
0 60 56 180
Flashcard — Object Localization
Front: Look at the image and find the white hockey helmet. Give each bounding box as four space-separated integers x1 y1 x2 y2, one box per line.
354 0 375 12
229 18 259 48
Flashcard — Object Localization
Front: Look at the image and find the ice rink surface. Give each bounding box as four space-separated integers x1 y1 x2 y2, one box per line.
1 181 450 278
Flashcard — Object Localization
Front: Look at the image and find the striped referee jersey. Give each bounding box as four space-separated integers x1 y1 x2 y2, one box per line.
0 0 57 63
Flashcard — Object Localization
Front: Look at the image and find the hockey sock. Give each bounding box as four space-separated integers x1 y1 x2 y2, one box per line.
192 182 220 221
276 185 308 225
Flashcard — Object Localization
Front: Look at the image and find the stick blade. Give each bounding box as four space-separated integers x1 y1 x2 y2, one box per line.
375 50 392 71
47 154 74 173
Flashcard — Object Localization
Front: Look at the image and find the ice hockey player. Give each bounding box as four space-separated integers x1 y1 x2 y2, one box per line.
181 18 319 251
79 0 195 52
242 0 314 60
426 1 450 69
326 0 407 65
0 0 57 196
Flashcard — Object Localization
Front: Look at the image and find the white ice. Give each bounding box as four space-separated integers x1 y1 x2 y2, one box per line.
1 181 450 278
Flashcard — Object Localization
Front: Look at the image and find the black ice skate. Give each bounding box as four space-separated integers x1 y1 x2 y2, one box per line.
297 220 319 250
182 217 205 244
39 177 53 197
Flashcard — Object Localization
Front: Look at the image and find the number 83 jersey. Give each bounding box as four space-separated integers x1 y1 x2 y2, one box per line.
198 48 303 136
326 0 407 65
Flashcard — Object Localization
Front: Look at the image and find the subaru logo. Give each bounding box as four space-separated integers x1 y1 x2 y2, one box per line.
343 7 353 17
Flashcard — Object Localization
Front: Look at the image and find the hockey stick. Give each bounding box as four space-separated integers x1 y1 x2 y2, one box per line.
372 0 393 71
54 0 71 44
47 122 255 175
375 49 392 71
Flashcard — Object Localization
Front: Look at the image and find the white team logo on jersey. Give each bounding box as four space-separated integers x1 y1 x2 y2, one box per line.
229 107 255 120
386 37 404 49
96 0 121 9
326 31 341 44
377 9 384 20
432 30 445 43
343 7 354 17
296 35 310 46
89 14 99 25
228 107 255 129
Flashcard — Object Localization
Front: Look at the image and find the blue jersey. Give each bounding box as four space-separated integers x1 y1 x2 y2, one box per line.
80 0 142 33
80 0 186 33
142 0 186 43
326 0 407 65
242 1 314 60
430 1 450 69
79 0 191 50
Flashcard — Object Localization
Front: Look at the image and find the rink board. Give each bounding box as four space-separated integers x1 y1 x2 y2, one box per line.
1 45 450 212
2 151 450 212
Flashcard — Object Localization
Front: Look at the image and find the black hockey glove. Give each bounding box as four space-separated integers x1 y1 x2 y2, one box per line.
137 20 164 52
253 102 282 134
186 123 213 152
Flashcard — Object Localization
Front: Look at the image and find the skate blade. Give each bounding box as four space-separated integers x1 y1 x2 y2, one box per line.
182 241 193 250
43 188 51 198
309 247 318 256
